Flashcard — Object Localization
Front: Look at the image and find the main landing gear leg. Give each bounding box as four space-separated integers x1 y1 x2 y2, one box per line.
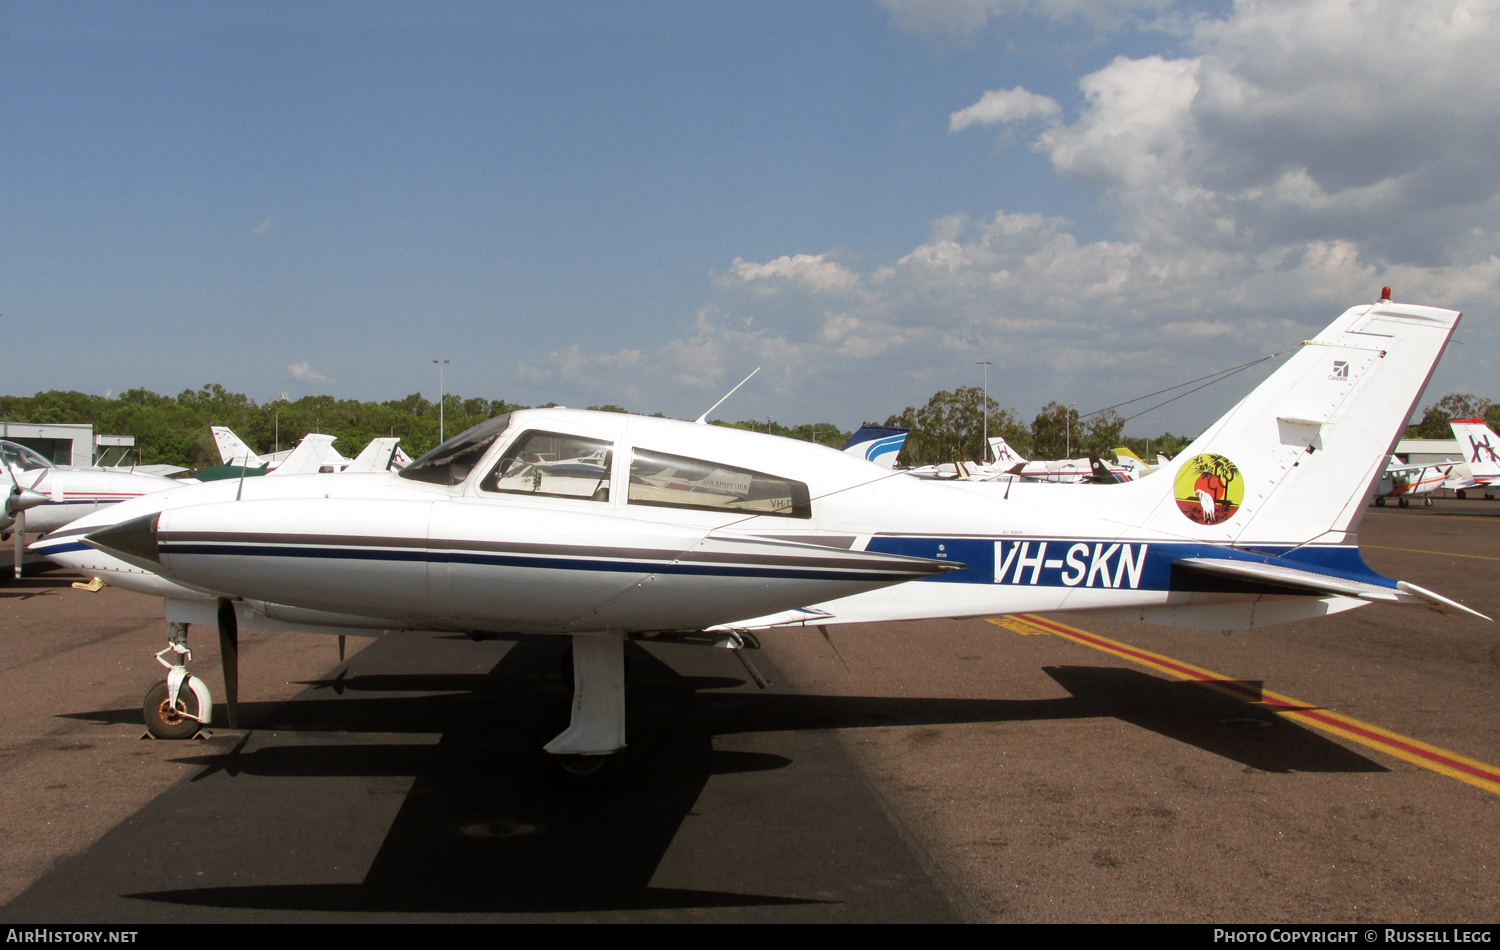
542 634 626 784
143 622 214 740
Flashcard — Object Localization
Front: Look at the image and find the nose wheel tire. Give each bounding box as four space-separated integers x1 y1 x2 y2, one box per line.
143 681 202 740
545 749 627 786
538 704 626 786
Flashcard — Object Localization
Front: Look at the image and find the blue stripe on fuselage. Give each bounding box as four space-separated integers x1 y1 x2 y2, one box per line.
158 542 922 584
863 536 1396 592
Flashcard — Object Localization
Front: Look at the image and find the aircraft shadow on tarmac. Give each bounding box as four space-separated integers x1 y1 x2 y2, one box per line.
0 576 81 599
53 635 1383 915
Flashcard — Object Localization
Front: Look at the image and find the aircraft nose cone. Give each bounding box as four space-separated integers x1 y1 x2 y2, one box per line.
5 487 47 516
85 513 161 564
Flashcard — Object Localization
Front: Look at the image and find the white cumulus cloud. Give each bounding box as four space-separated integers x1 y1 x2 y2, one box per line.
1032 0 1500 263
287 361 328 383
950 87 1062 132
727 253 863 295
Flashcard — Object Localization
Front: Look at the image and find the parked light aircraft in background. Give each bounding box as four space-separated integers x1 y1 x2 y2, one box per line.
0 441 178 536
1372 456 1453 507
914 434 1138 483
0 440 182 577
206 430 408 481
1446 418 1500 499
211 427 296 471
905 435 1026 480
841 424 908 469
1113 447 1167 479
37 297 1489 784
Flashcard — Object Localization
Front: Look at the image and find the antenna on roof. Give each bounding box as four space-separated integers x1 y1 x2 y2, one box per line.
695 367 760 425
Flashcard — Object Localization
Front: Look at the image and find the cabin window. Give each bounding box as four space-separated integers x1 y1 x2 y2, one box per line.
399 414 514 486
0 441 55 473
627 448 811 518
480 431 613 501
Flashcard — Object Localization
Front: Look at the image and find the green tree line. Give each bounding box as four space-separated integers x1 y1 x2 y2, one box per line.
883 387 1194 466
0 385 526 470
1406 393 1500 438
11 381 1463 474
0 386 856 472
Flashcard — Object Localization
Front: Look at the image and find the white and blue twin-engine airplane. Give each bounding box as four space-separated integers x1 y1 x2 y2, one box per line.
34 296 1489 781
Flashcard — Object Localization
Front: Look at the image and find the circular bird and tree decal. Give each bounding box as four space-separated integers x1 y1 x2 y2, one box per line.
1174 454 1244 525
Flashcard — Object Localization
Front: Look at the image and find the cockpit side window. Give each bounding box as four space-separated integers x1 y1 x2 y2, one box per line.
0 441 55 473
480 431 613 502
627 448 811 518
399 414 513 486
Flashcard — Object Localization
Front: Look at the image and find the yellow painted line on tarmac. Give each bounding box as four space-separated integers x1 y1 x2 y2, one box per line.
1362 544 1500 562
989 613 1500 796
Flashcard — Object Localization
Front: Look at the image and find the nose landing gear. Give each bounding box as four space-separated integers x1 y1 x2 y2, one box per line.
143 622 213 740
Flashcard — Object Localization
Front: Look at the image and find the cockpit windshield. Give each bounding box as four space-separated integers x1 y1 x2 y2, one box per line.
398 414 513 486
0 441 56 473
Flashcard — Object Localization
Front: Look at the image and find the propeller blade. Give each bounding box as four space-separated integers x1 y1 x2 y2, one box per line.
217 598 240 729
12 508 22 579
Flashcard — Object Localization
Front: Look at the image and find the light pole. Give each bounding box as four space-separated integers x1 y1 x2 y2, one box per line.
977 361 992 462
433 359 450 443
1066 401 1077 459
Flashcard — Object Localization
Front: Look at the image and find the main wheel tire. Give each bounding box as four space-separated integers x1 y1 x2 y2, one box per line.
1398 497 1410 508
1425 497 1434 507
1375 497 1385 507
1458 490 1468 499
143 681 202 740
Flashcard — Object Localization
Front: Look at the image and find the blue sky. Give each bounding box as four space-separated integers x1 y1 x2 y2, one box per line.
5 0 1498 436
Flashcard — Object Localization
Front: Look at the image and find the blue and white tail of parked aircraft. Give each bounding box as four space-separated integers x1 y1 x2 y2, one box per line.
841 424 909 469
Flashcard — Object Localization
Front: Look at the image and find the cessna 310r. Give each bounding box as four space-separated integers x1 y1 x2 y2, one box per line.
34 295 1490 782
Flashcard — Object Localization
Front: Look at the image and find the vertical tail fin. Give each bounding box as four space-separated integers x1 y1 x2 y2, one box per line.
841 425 909 469
1448 418 1500 480
1126 301 1460 546
987 435 1027 465
344 437 401 473
211 427 262 467
268 434 348 476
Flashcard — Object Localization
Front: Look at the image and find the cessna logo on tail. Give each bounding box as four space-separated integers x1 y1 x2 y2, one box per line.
1331 360 1349 380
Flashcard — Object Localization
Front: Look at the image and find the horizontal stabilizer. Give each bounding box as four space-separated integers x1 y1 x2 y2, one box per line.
1396 580 1493 622
1178 558 1491 621
1175 557 1401 600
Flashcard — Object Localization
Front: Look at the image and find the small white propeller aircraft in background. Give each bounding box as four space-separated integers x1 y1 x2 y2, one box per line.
36 295 1490 784
0 441 181 577
1372 456 1453 507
